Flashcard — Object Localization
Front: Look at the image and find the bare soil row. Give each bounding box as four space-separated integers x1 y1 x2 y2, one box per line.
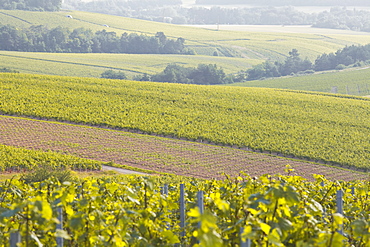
0 115 368 181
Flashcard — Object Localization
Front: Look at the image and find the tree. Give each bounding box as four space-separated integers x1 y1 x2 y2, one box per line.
101 70 127 80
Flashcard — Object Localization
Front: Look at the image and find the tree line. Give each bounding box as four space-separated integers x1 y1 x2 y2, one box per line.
0 0 61 11
102 43 370 84
0 24 189 54
102 64 233 85
196 0 370 5
62 1 370 32
244 44 370 81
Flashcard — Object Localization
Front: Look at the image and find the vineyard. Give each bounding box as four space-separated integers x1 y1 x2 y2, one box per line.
0 175 369 246
0 144 102 172
1 115 367 181
232 67 370 96
1 73 370 172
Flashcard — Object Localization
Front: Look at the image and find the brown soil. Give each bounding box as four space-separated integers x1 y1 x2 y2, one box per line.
0 115 368 181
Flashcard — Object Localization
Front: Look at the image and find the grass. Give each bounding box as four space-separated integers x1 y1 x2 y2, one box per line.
230 67 370 96
0 51 262 78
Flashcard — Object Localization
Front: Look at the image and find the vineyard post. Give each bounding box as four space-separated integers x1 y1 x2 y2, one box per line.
197 191 204 214
10 232 21 247
162 184 169 195
56 207 64 247
336 190 344 235
197 191 204 230
161 184 170 230
179 184 185 238
240 227 251 247
197 191 204 245
357 85 361 95
351 187 355 196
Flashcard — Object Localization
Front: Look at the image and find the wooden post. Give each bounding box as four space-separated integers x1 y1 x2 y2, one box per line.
197 191 204 214
10 232 21 247
240 227 251 247
336 190 344 235
56 207 63 247
162 184 168 195
179 184 185 238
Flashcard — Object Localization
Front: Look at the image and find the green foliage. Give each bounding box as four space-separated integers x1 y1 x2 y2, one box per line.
1 73 370 170
101 70 127 80
20 165 75 184
0 144 102 172
246 49 312 80
151 63 231 85
0 0 62 11
0 24 187 54
0 175 369 245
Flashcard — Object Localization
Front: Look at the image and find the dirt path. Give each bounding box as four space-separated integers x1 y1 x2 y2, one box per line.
0 115 367 181
101 165 148 175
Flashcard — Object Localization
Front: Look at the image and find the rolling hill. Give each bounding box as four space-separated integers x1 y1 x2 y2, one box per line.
230 67 370 96
1 73 370 174
1 10 370 60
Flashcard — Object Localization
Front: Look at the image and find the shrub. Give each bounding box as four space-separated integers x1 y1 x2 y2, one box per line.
20 165 75 184
335 64 346 70
101 70 127 80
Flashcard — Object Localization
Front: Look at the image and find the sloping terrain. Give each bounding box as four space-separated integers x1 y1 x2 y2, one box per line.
1 9 369 60
0 115 367 181
231 67 370 96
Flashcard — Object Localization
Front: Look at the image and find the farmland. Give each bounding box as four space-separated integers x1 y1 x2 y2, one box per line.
1 115 366 181
1 73 370 172
0 51 261 78
231 67 370 96
1 9 370 61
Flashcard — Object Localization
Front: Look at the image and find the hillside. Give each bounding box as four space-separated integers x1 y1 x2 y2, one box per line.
1 73 370 172
1 9 370 61
0 50 261 78
231 67 370 96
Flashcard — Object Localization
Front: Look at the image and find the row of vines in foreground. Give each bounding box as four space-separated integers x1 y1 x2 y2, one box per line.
0 145 102 171
0 175 369 246
1 73 370 170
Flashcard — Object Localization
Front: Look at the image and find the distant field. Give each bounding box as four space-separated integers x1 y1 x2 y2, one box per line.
2 73 370 171
188 24 370 36
0 51 261 78
0 10 369 61
230 67 370 96
1 115 366 181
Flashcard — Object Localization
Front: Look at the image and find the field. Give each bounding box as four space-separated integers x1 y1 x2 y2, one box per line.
2 73 370 172
0 51 262 78
1 9 370 61
231 67 370 96
1 115 366 181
